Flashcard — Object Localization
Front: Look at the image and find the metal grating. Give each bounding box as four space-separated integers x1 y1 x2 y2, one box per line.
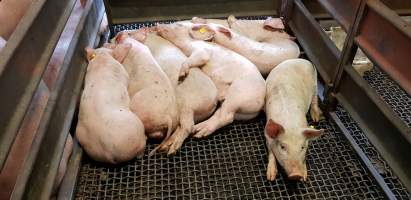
110 16 274 36
362 66 411 128
73 18 409 199
335 105 411 199
75 114 386 199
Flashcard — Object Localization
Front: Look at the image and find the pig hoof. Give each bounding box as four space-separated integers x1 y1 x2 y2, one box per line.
179 63 190 77
167 139 185 155
193 123 215 138
310 107 322 122
266 164 277 181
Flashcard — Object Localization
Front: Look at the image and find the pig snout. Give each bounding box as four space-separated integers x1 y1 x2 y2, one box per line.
284 160 305 181
288 172 304 181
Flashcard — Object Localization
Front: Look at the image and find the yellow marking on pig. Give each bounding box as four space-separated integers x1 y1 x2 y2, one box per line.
90 53 96 60
199 27 207 34
309 125 315 129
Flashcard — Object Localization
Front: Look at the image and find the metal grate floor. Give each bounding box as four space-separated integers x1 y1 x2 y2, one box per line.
362 66 411 128
75 114 385 199
74 18 409 199
335 106 411 199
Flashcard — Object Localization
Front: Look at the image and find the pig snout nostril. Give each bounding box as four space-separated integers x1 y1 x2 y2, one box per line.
288 173 304 181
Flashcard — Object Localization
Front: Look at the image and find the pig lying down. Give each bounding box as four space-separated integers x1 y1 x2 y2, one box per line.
124 28 218 155
76 46 146 164
265 58 323 181
193 15 296 43
189 23 300 76
113 32 180 154
157 22 266 138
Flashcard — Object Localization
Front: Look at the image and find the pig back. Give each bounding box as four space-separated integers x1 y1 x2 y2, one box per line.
203 42 261 79
123 46 173 96
77 55 146 163
265 59 316 120
83 55 130 108
145 33 186 87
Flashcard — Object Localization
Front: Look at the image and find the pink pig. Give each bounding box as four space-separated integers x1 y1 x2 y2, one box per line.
156 22 266 138
264 58 323 181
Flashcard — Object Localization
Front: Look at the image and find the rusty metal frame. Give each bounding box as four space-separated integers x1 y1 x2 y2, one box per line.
283 0 411 193
9 0 105 199
0 0 77 170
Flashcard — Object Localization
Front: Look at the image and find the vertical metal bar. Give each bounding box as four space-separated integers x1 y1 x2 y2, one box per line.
332 0 366 91
279 0 294 24
103 0 115 37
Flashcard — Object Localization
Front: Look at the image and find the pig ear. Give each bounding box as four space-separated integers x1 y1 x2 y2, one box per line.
217 27 232 39
227 15 237 26
189 25 215 41
112 43 131 63
129 28 148 42
263 17 285 32
302 128 323 139
192 17 207 24
115 31 128 44
265 119 284 139
84 47 95 61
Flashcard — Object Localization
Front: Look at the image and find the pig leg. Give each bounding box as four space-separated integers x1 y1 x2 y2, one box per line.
180 49 210 77
158 126 182 152
167 109 195 155
309 95 321 123
193 76 265 138
267 151 278 181
192 107 234 138
148 116 173 156
159 109 195 155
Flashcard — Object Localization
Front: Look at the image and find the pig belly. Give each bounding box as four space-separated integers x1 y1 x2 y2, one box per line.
226 75 266 119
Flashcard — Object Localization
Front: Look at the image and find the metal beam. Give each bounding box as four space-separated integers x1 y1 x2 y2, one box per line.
317 0 360 31
10 0 105 199
355 0 411 95
0 0 76 170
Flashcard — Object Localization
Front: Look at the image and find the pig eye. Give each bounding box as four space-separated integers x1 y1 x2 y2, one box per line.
301 146 305 150
280 144 286 150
